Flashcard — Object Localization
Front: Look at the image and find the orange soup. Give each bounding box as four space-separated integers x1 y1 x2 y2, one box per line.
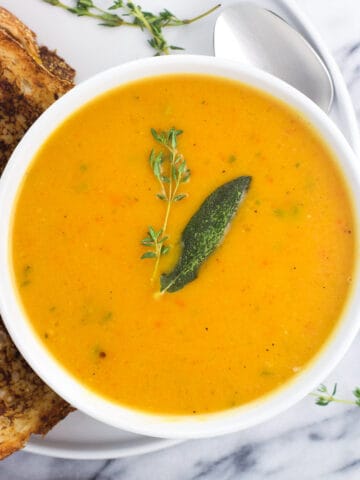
11 75 355 414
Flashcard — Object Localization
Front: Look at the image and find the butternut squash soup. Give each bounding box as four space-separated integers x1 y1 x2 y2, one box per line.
11 75 355 415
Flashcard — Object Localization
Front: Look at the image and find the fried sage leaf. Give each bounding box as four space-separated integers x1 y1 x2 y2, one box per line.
160 176 252 293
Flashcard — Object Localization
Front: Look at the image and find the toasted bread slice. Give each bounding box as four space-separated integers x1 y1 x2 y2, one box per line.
0 8 75 82
0 7 76 459
39 45 75 83
0 25 74 174
0 321 74 459
0 7 41 62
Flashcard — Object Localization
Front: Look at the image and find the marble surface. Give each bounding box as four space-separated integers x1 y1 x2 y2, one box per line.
1 0 360 478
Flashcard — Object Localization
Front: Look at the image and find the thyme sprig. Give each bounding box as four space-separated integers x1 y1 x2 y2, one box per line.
42 0 221 55
141 226 169 259
311 383 360 407
141 128 190 282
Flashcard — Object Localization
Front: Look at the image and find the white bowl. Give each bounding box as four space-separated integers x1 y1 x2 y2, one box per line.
0 55 359 439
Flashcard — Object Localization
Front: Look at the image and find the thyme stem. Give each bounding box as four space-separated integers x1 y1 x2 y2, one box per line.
309 392 359 406
182 4 222 25
151 146 182 281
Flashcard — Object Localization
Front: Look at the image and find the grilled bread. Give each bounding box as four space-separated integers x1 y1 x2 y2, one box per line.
0 7 75 459
0 10 75 173
0 321 74 459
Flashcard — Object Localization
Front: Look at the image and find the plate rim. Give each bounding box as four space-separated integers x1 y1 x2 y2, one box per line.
25 436 182 460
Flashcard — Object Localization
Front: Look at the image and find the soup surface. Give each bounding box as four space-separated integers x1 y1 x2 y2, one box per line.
12 75 355 414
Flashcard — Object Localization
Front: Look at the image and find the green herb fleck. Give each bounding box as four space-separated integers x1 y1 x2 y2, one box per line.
92 344 106 359
20 265 33 287
273 208 284 217
100 311 113 324
273 205 301 219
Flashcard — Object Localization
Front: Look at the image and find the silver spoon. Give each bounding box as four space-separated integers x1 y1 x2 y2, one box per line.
214 3 334 112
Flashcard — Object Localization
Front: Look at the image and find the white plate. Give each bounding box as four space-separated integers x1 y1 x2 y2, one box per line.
1 0 359 460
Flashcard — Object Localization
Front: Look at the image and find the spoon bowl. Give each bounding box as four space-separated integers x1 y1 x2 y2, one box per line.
214 3 334 112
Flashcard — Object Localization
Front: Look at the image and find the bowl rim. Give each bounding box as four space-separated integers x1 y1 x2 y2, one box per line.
0 54 359 439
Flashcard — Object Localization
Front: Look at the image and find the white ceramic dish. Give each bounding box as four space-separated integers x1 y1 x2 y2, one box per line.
1 0 359 461
0 54 359 440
